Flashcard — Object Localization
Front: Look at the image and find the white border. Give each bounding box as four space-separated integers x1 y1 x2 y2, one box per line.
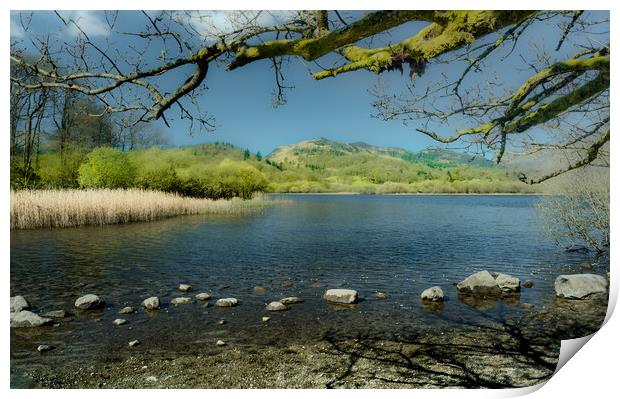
3 1 617 398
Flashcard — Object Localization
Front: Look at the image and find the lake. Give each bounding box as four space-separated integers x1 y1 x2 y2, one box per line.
10 194 605 387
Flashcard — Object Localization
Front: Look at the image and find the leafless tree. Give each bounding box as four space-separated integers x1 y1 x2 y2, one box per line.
536 167 609 252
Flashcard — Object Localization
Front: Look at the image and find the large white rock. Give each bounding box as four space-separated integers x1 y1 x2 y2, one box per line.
118 306 134 314
74 294 103 310
280 297 303 305
195 293 211 301
323 289 358 304
10 296 30 312
171 297 192 305
141 297 160 310
10 310 53 328
456 271 499 294
555 274 608 299
215 298 238 307
420 286 444 302
494 273 520 292
266 301 288 311
42 310 69 318
179 284 192 292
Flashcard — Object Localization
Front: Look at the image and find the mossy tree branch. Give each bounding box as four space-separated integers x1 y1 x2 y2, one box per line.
14 10 540 124
227 11 444 70
313 11 537 79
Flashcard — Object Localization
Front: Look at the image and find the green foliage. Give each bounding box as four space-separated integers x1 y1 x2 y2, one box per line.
176 160 268 199
37 147 88 188
28 139 534 198
78 147 136 189
131 149 180 193
10 159 41 190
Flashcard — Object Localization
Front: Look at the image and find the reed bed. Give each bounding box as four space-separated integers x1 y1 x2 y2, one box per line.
11 189 273 229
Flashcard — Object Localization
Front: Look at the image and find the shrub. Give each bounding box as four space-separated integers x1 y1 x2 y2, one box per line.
131 149 180 192
78 147 136 189
176 160 268 199
37 148 88 188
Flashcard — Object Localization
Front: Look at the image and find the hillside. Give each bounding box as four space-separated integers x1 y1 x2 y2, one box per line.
262 138 534 194
267 137 493 168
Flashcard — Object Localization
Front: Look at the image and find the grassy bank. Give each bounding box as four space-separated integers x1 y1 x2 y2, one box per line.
10 189 272 229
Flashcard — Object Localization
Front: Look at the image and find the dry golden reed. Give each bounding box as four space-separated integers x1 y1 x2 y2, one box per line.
11 189 271 229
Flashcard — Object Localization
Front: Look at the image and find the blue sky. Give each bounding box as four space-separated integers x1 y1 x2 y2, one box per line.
10 10 609 155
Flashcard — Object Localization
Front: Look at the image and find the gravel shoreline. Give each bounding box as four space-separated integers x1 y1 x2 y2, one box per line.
13 295 608 389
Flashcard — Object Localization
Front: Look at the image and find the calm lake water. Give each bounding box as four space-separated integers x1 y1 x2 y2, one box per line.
10 194 602 385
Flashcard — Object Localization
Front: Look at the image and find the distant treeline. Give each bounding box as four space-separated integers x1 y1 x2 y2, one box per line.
11 140 537 199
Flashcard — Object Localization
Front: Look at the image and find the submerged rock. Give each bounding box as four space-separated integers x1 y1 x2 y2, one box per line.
280 297 302 305
118 306 134 314
420 286 444 302
523 280 534 289
195 293 211 301
179 284 192 292
42 310 69 318
323 289 358 304
171 297 192 305
579 262 593 270
141 297 160 310
10 310 53 328
253 286 267 294
565 244 589 253
215 298 238 307
10 295 30 312
457 293 497 311
266 301 288 311
74 294 104 310
113 318 128 326
555 274 608 299
373 292 387 299
37 344 55 353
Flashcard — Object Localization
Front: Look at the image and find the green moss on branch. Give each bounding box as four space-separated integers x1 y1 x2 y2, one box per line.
314 11 536 80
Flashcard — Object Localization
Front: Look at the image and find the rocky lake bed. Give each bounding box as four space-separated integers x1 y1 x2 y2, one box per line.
10 267 609 388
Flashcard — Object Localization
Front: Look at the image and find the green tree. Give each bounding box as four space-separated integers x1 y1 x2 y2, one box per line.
78 147 136 189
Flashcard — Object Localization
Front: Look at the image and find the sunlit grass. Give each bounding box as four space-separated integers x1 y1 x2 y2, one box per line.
11 189 273 229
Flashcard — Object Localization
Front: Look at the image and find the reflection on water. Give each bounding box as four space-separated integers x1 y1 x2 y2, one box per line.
11 195 603 383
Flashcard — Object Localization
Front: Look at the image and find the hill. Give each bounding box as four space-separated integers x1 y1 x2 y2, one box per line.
261 138 533 194
267 137 493 168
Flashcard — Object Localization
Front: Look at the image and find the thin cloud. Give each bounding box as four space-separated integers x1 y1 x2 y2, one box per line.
56 10 111 38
